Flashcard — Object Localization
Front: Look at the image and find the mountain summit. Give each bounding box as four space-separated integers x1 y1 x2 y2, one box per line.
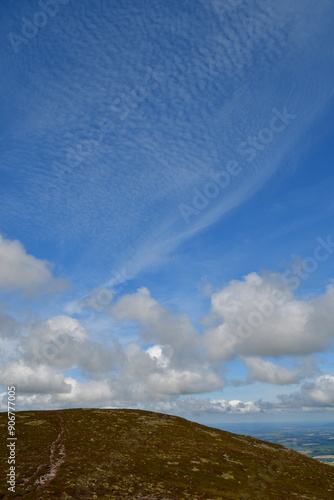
1 408 333 499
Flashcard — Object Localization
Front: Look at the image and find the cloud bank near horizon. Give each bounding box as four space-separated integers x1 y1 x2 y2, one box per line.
1 238 333 416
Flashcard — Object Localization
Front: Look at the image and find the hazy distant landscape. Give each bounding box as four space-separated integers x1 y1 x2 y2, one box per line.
209 422 334 466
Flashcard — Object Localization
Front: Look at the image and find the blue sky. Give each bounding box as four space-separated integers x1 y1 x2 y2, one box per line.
0 0 334 423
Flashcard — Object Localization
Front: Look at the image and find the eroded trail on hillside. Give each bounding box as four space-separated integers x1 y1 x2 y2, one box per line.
34 415 66 488
6 415 67 499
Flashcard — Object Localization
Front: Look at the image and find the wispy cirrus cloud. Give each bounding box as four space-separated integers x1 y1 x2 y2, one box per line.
1 0 333 287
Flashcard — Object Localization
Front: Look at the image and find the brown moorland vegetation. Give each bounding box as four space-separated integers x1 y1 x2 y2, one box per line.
1 408 333 499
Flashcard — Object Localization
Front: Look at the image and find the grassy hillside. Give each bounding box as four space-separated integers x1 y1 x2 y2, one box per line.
1 408 333 499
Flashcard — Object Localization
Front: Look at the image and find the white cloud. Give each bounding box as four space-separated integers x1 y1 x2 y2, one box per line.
143 397 262 415
0 304 222 404
210 399 261 414
145 369 220 395
110 287 200 363
58 377 116 403
243 357 305 384
0 308 20 339
124 343 222 396
0 361 71 394
0 393 55 412
278 375 334 409
0 236 67 293
146 344 170 368
202 272 334 359
0 281 332 413
25 315 117 373
108 290 224 395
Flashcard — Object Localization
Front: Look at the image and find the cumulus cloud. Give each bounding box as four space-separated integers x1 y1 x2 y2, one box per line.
278 375 334 409
144 349 221 395
122 342 222 397
202 272 334 359
139 397 262 416
0 389 265 415
1 281 333 413
58 377 116 403
0 361 71 394
0 308 20 339
243 357 306 385
0 236 67 293
0 393 55 412
108 289 224 396
110 287 201 365
24 315 118 374
0 306 221 405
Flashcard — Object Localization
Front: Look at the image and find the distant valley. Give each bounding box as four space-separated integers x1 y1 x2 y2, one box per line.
209 422 334 467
